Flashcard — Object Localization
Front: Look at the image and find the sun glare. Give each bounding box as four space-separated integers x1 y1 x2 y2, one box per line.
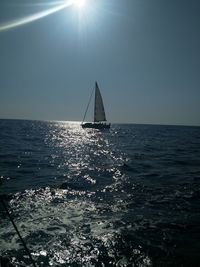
73 0 86 8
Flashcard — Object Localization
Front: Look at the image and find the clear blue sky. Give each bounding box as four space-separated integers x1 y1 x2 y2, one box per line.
0 0 199 125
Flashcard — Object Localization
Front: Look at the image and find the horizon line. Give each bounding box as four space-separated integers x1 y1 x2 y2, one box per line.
0 117 199 128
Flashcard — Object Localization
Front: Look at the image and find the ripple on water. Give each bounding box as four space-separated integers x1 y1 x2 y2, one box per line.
0 188 152 266
0 121 200 266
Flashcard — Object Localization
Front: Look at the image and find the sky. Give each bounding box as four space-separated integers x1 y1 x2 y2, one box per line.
0 0 199 126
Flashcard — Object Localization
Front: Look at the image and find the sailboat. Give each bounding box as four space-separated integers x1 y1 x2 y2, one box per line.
81 82 111 129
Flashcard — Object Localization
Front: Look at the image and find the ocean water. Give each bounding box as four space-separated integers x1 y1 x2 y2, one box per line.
0 119 200 267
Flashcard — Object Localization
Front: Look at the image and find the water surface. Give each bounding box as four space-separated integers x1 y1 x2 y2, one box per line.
0 119 200 266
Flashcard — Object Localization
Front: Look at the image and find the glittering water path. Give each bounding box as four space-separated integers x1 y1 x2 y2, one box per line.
0 120 200 266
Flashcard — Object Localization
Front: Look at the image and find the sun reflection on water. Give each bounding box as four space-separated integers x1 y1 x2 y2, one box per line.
0 121 152 266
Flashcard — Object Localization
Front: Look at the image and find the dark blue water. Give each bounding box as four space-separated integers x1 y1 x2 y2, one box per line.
0 119 200 266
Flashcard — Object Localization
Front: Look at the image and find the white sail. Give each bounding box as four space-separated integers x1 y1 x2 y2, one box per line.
81 81 110 129
94 82 106 122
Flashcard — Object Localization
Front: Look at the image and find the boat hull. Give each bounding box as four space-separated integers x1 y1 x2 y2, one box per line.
81 123 111 129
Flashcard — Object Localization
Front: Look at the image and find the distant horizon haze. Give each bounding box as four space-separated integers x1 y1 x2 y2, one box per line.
0 117 199 128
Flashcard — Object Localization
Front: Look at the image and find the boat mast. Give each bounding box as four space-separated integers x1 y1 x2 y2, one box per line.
81 84 95 125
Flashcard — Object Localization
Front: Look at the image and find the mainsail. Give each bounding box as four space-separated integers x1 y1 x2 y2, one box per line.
81 81 110 129
94 82 106 122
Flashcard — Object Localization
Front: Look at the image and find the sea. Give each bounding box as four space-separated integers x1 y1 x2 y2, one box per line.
0 119 200 267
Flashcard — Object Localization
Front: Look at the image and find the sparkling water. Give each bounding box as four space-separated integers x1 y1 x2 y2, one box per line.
0 119 200 266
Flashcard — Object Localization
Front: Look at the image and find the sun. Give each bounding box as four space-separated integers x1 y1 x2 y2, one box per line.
73 0 86 8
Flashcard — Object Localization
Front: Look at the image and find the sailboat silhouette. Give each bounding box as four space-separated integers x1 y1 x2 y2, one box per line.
81 82 111 129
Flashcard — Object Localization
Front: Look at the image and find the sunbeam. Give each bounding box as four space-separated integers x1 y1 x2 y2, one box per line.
0 1 74 32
